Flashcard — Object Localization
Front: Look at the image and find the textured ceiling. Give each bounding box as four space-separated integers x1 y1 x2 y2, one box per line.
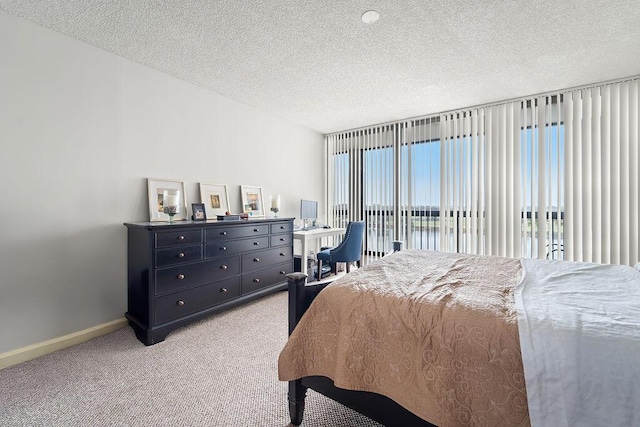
1 0 640 133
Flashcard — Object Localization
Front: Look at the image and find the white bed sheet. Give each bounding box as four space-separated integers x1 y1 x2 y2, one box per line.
515 258 640 427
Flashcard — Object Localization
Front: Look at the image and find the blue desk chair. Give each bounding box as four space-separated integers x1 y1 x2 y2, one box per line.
317 221 365 279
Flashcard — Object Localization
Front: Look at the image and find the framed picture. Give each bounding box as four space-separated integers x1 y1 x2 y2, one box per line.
147 178 188 222
199 183 230 216
191 203 207 221
240 185 265 217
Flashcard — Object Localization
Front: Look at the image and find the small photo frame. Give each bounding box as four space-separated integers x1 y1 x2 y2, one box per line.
240 185 265 218
199 183 230 217
147 178 188 222
191 203 207 221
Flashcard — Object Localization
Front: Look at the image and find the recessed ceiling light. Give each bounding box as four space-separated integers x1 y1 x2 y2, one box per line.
361 10 380 24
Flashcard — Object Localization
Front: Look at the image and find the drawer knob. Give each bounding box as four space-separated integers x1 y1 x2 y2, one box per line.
221 231 227 236
178 252 185 258
280 253 285 256
220 287 228 293
280 226 285 229
177 274 185 280
253 242 259 245
254 228 259 232
220 265 228 270
220 246 227 251
178 235 185 240
280 238 285 241
177 300 185 306
253 258 260 262
280 270 286 275
253 278 260 283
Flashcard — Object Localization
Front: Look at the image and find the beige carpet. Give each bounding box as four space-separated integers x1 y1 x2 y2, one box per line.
0 290 382 427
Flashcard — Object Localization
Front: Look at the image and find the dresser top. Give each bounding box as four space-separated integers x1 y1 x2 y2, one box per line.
124 217 295 230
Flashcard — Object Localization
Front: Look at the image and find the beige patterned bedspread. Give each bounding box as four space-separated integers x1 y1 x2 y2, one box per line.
278 249 530 427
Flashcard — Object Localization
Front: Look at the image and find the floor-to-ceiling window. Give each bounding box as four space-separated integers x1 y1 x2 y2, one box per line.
396 118 444 253
520 122 564 259
363 144 394 257
326 78 639 266
327 103 564 260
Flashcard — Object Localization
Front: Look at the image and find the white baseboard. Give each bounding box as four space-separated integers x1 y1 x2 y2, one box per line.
0 318 128 370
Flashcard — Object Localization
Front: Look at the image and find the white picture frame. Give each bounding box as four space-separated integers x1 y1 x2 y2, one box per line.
147 178 188 222
240 185 265 218
199 183 230 217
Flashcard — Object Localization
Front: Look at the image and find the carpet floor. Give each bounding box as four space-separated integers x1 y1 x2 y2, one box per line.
0 290 382 426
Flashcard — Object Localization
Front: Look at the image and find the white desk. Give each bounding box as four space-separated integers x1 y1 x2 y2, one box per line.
293 227 346 277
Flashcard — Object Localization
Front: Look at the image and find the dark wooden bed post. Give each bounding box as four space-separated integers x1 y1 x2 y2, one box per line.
288 379 307 426
286 273 309 426
287 273 309 334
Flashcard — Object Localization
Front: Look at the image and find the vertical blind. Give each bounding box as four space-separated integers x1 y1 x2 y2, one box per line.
439 99 561 259
563 80 639 265
326 126 396 263
325 77 640 266
398 118 441 251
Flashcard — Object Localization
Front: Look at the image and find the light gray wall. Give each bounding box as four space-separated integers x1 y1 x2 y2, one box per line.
0 12 324 354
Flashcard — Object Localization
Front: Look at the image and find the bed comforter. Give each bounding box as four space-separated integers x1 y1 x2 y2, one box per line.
278 249 530 426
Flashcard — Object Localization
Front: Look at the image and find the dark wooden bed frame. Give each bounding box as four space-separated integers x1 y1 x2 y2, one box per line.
285 270 437 427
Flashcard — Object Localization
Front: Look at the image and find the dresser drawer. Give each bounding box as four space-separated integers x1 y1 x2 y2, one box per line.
205 224 269 242
154 277 241 324
271 222 293 234
155 244 203 267
156 230 202 248
241 247 293 273
241 261 294 294
155 256 240 294
205 236 269 258
271 234 293 247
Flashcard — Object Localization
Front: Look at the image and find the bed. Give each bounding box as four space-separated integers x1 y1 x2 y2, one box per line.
278 249 640 427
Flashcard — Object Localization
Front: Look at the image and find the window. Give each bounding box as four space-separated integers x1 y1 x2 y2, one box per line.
327 100 565 261
327 78 639 266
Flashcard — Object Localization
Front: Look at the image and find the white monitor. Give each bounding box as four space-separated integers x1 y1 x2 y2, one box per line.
300 199 318 224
